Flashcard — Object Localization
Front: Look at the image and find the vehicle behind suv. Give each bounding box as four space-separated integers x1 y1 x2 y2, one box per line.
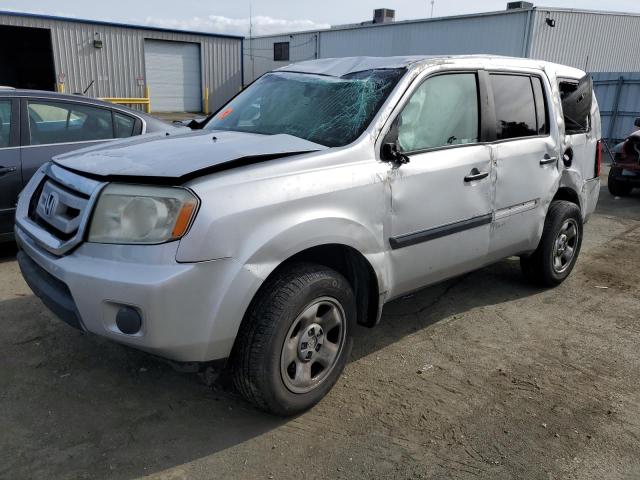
608 117 640 196
0 89 176 241
15 56 601 416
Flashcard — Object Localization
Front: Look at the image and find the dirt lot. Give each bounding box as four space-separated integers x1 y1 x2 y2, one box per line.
1 179 639 480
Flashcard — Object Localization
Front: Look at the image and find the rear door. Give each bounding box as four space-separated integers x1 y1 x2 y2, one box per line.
488 72 560 259
20 98 139 183
0 97 20 237
558 76 599 216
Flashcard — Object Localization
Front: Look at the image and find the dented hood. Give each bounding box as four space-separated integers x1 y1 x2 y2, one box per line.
53 130 327 182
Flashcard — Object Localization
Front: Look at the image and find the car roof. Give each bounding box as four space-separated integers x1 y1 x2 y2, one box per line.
0 88 172 130
276 55 586 80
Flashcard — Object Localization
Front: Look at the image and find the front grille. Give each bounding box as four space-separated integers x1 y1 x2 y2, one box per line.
15 163 106 256
30 179 89 241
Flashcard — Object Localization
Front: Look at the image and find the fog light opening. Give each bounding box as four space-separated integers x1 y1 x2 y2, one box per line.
116 307 142 335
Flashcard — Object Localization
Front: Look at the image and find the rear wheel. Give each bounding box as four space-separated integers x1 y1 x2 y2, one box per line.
608 170 633 196
520 200 583 287
232 263 355 416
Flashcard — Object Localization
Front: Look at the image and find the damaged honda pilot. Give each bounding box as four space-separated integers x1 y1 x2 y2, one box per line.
15 56 601 416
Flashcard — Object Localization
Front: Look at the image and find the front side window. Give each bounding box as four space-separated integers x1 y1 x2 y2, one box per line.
490 74 537 140
205 69 405 148
0 100 11 148
273 42 290 61
27 100 113 145
396 73 479 152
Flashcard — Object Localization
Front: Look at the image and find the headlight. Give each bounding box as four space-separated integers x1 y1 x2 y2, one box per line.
88 184 199 244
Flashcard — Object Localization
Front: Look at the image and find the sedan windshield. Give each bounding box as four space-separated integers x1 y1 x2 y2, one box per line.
205 69 405 147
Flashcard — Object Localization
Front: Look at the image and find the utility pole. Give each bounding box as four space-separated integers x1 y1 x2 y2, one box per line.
249 3 254 80
430 0 435 18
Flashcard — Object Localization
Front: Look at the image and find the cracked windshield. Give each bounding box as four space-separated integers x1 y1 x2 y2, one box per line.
205 69 405 147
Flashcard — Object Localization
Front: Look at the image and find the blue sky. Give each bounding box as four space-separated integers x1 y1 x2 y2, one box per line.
1 0 639 36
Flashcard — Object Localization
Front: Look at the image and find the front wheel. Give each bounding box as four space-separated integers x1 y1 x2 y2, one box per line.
231 263 356 416
520 200 583 287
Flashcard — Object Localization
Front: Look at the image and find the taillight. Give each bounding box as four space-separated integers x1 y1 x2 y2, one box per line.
595 139 602 177
621 139 630 160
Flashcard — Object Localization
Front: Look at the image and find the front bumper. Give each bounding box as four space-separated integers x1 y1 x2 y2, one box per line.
16 226 257 362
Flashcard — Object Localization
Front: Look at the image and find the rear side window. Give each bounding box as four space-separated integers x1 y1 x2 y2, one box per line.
490 74 537 140
114 112 137 138
28 100 114 146
559 80 590 134
531 77 549 135
0 99 11 148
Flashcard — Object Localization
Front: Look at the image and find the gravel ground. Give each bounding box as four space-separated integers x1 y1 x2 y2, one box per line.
1 179 639 480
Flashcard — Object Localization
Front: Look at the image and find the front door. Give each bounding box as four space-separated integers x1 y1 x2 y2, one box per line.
488 72 559 259
0 98 21 238
385 72 494 298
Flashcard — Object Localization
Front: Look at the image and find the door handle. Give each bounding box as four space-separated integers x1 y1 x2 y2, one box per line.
0 166 17 177
540 154 558 165
464 168 489 182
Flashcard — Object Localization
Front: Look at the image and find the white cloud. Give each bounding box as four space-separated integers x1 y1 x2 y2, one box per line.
144 15 330 37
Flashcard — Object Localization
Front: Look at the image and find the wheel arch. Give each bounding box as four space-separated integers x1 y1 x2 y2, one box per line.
264 243 382 328
552 186 581 210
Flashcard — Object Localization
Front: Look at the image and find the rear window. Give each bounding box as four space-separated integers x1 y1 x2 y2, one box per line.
490 74 538 140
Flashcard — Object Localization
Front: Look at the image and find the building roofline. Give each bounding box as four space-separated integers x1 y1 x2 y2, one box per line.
534 6 640 17
0 9 244 40
248 5 640 40
249 8 533 40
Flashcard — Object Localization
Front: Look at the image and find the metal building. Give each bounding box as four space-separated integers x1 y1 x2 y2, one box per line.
0 11 243 113
244 4 640 85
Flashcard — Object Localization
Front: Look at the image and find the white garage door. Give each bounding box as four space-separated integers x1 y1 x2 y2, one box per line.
144 40 202 112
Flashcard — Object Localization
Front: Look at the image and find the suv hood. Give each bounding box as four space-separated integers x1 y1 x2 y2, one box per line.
53 130 327 182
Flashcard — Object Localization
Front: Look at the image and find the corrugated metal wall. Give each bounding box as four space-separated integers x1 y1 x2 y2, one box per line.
243 32 318 85
529 9 640 72
244 8 640 86
244 11 530 84
319 11 530 58
0 13 242 112
592 72 640 142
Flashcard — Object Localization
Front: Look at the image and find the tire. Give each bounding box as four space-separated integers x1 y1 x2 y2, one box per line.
231 262 356 416
520 200 583 287
607 172 633 197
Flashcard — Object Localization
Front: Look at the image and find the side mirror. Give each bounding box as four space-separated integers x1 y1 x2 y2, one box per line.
186 119 203 130
562 74 593 131
382 142 410 166
634 117 640 128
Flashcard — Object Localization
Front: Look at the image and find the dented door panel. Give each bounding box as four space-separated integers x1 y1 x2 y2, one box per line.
386 145 493 299
489 136 560 259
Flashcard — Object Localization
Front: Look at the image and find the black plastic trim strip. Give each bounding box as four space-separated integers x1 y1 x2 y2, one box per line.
389 213 493 250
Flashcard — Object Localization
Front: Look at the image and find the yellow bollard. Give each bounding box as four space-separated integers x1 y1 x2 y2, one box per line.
144 86 151 113
203 87 210 115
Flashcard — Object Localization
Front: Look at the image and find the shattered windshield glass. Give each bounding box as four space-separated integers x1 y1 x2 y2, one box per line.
205 69 406 147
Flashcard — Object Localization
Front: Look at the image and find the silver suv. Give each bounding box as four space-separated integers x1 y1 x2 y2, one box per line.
15 56 601 416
